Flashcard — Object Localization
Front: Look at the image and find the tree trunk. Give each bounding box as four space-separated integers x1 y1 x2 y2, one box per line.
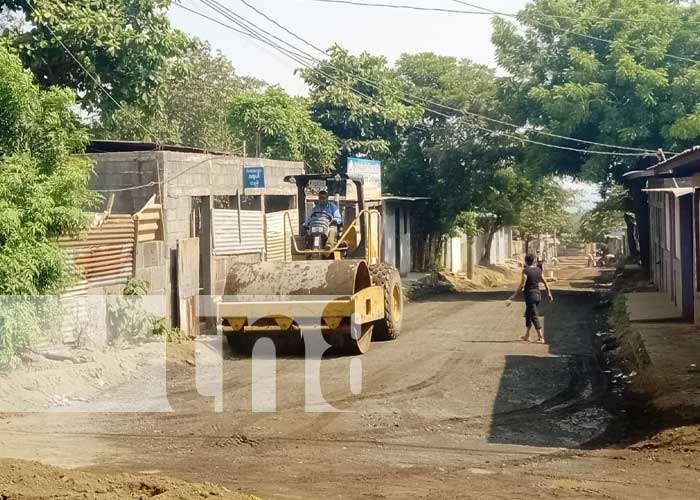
624 214 639 257
524 234 531 257
481 224 497 265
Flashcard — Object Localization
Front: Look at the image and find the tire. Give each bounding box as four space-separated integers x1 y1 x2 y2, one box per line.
369 264 403 341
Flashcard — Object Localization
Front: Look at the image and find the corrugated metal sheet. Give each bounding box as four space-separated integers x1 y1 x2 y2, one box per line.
213 209 264 255
58 279 89 344
59 213 135 290
265 209 298 262
134 194 163 243
58 214 135 248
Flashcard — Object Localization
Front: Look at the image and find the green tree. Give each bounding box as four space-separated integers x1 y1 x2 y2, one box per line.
227 87 339 172
475 168 533 264
1 0 186 115
492 0 700 183
97 40 266 151
299 45 421 166
578 186 628 243
0 45 97 368
0 45 96 294
519 178 572 250
388 53 506 201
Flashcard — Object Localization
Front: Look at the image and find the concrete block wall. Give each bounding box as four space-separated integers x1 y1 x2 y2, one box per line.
87 152 162 214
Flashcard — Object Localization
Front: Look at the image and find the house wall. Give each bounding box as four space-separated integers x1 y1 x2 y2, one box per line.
86 152 161 215
680 195 695 320
475 225 513 266
442 225 514 276
647 187 695 320
381 203 413 275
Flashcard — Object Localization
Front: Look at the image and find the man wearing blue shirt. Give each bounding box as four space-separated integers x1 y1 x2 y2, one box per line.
303 190 342 248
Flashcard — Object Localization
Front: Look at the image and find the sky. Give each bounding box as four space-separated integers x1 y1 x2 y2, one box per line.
168 0 529 94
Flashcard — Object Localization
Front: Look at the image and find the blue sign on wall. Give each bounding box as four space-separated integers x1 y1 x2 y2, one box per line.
243 167 265 188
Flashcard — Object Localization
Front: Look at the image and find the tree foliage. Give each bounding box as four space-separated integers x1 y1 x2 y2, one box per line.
388 52 530 260
0 45 96 295
96 40 266 151
300 45 422 165
518 178 572 241
0 0 186 115
492 0 700 183
227 87 339 172
578 185 628 243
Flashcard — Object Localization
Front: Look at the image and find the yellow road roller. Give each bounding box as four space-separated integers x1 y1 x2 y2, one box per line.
217 173 403 355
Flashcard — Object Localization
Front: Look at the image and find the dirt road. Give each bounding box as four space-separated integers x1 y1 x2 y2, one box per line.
2 264 700 499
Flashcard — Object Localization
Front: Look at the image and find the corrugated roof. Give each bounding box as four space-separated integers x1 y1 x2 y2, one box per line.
642 187 694 197
380 196 431 202
87 140 228 155
651 146 700 175
622 170 654 180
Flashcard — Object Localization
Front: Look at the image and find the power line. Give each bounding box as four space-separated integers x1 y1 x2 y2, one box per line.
304 0 687 26
451 0 700 66
198 0 316 63
211 0 655 154
25 0 160 141
237 0 328 56
200 0 654 156
300 0 493 16
302 0 700 65
191 0 652 156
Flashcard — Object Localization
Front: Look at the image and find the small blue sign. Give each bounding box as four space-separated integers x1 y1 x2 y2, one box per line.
244 167 265 188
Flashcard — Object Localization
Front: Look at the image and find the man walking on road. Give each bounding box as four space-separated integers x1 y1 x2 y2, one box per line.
508 254 553 343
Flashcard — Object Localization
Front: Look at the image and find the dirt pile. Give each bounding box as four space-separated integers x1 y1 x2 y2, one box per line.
439 261 522 291
0 342 196 411
0 459 260 500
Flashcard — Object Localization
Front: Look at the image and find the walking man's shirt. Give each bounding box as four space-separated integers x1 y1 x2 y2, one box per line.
509 254 554 343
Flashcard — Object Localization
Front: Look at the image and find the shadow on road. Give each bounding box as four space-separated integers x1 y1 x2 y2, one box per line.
485 288 610 449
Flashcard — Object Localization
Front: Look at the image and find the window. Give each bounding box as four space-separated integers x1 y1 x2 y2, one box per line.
265 195 296 213
403 208 408 235
213 194 261 210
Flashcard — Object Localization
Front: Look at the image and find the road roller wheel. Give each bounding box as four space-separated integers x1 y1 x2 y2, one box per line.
369 264 403 341
347 323 373 355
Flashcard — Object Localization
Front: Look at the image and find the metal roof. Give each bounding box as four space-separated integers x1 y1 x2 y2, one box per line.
642 187 694 197
87 140 229 155
651 146 700 176
380 196 430 202
622 169 654 180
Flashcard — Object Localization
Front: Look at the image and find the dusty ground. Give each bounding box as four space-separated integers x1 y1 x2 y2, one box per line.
1 259 700 499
